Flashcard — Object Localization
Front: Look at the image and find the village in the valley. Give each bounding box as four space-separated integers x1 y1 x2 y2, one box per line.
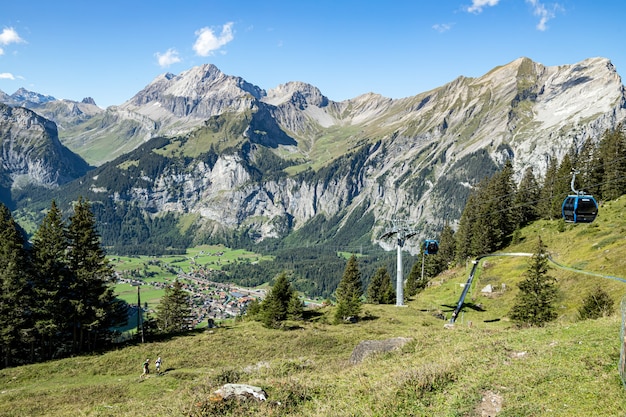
114 248 269 330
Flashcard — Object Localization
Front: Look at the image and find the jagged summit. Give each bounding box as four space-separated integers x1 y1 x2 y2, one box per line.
263 81 329 108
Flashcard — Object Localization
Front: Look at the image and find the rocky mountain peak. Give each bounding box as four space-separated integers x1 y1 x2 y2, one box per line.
263 81 329 108
10 88 57 105
122 63 265 123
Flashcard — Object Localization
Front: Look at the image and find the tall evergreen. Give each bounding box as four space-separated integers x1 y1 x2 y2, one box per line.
257 272 302 328
66 197 117 353
509 237 558 327
405 257 429 298
156 279 192 333
455 189 481 262
31 200 73 359
512 167 540 228
554 153 574 203
0 203 31 367
577 137 600 196
436 224 456 270
538 155 559 219
366 267 394 304
334 255 363 323
597 126 626 200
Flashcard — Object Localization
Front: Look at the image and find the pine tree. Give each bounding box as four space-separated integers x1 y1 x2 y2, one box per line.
157 279 192 333
538 156 559 219
366 267 394 304
334 255 363 323
0 203 31 367
258 272 298 328
554 153 574 209
577 138 600 196
513 167 540 228
436 224 456 269
31 200 73 360
66 197 118 353
455 191 480 262
405 261 421 298
598 126 626 200
509 237 559 327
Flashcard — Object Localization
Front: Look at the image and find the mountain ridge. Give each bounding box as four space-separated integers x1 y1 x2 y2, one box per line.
1 56 625 252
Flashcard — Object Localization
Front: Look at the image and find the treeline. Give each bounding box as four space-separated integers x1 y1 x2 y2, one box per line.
454 125 626 262
0 198 126 369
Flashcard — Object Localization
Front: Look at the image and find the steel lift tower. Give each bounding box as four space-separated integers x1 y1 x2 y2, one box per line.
380 218 417 306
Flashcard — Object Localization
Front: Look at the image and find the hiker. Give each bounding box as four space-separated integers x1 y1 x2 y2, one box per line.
155 356 162 374
141 358 150 379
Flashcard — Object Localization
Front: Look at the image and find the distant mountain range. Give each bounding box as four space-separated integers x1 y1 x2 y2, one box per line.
1 56 625 253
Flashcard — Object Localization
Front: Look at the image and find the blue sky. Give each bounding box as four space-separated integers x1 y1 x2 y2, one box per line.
1 0 624 108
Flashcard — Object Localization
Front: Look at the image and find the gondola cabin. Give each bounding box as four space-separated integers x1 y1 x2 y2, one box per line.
424 239 439 255
561 195 598 223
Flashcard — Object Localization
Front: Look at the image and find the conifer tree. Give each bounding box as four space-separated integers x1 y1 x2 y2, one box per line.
31 200 73 359
577 137 600 196
455 191 480 262
366 267 394 304
66 197 118 353
157 279 192 333
0 203 31 367
598 126 626 200
554 153 574 207
509 237 558 327
334 255 363 323
257 272 299 328
404 261 421 298
436 224 456 269
538 156 559 219
512 167 540 228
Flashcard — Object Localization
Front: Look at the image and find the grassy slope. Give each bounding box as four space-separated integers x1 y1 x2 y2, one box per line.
1 198 626 416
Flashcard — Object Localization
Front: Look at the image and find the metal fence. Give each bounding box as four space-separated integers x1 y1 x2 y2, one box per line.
618 297 626 388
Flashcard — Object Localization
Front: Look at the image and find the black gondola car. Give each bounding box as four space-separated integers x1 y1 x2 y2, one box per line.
561 195 598 223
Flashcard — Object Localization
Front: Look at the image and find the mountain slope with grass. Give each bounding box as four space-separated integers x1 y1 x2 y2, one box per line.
1 197 625 416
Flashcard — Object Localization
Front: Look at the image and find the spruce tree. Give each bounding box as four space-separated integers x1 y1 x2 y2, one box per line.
436 224 456 269
513 167 540 228
31 200 73 359
455 191 480 262
334 255 363 323
366 267 394 304
258 272 297 328
509 237 558 327
538 156 559 219
0 203 31 367
156 279 192 333
66 197 118 353
577 137 600 196
404 261 421 298
598 126 626 200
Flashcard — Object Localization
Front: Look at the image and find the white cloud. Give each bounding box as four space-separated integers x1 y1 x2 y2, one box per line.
156 48 181 67
466 0 500 13
526 0 560 31
193 22 234 57
433 23 453 33
0 27 24 45
0 72 16 80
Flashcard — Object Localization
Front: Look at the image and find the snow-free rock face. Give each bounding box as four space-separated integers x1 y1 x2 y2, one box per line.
123 64 264 127
0 104 91 190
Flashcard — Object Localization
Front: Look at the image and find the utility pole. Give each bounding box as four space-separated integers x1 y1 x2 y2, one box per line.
137 286 145 343
380 218 417 306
